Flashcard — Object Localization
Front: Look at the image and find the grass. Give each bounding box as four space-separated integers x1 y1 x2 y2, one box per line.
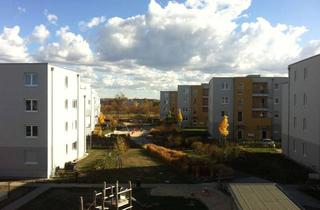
54 148 191 184
0 186 35 209
241 147 280 153
19 187 207 210
227 150 310 184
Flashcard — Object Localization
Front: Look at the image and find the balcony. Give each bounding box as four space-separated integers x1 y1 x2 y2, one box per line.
252 90 268 97
252 105 268 112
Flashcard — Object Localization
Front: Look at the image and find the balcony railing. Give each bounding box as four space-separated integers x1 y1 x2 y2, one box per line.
252 90 268 96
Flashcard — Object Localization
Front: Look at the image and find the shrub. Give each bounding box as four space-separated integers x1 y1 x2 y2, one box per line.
167 134 184 148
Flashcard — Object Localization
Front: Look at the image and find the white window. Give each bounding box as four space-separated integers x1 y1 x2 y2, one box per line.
65 122 68 131
293 117 297 128
26 126 38 138
274 97 279 104
303 93 307 105
221 82 229 90
65 99 68 109
65 76 68 88
222 96 229 104
274 83 279 90
24 150 38 165
303 118 307 130
25 99 38 112
72 142 77 150
72 100 77 108
304 68 308 80
25 72 38 87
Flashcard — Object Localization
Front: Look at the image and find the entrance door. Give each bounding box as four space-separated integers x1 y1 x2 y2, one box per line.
262 130 267 139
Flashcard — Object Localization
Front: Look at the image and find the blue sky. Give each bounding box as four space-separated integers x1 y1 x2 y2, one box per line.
0 0 319 98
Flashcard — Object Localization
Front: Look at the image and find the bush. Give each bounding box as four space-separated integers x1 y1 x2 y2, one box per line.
167 134 184 148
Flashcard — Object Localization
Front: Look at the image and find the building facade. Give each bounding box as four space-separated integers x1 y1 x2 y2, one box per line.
208 75 287 141
282 54 320 172
160 91 178 119
190 84 209 128
0 63 99 178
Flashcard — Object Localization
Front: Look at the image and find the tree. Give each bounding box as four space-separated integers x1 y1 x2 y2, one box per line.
98 112 106 125
176 109 183 126
218 115 229 143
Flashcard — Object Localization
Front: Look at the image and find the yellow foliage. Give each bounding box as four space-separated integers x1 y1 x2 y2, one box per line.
218 115 229 137
98 112 106 125
176 109 183 124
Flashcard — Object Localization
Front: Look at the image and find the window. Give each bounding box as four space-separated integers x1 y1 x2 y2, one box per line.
294 70 297 81
293 117 297 128
238 99 244 106
303 93 307 105
25 72 38 86
222 82 229 90
274 112 279 118
274 83 279 90
238 112 243 122
304 68 308 80
65 76 68 88
65 99 68 109
25 99 38 112
72 142 77 150
222 96 229 104
221 111 228 116
26 126 38 137
65 122 68 131
66 144 68 154
72 100 77 108
24 150 38 165
303 118 307 130
202 98 208 106
75 120 78 129
274 97 279 104
237 130 243 139
294 94 296 106
88 100 91 105
202 107 208 112
302 143 306 157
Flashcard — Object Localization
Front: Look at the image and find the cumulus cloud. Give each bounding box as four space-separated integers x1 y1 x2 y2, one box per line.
31 24 50 44
299 40 320 59
17 6 26 13
0 26 31 62
79 16 106 31
37 26 93 64
44 9 58 24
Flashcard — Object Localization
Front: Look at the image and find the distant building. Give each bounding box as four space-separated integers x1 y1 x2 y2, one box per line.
208 75 288 140
160 91 178 119
190 84 209 127
0 63 100 178
282 54 320 173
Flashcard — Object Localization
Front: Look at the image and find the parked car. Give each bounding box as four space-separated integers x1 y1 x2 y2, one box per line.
261 138 276 148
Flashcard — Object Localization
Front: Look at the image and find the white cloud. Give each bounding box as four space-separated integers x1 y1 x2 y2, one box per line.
37 26 93 64
17 6 26 13
299 40 320 59
31 24 50 44
0 26 31 62
79 16 106 31
44 10 58 24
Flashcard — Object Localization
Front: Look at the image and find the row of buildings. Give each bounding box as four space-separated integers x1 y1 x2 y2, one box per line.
160 76 288 141
0 63 100 178
161 53 320 173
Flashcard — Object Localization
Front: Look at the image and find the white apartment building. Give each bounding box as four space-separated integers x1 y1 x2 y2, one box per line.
282 54 320 172
0 63 100 178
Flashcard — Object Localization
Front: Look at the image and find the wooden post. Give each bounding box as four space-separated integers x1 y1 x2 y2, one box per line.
116 181 119 210
129 181 132 208
102 185 106 210
93 191 97 207
7 182 10 198
80 196 84 210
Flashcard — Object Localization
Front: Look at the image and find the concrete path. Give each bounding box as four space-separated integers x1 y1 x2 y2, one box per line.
2 185 50 210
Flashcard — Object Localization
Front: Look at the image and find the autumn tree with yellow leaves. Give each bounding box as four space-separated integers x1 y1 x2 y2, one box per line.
218 115 229 143
176 109 183 126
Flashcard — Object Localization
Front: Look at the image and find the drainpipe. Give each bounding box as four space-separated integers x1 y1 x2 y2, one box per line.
51 67 54 177
76 74 79 159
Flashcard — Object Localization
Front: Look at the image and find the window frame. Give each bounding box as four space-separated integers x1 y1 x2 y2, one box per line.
25 125 39 138
25 99 38 112
24 72 39 87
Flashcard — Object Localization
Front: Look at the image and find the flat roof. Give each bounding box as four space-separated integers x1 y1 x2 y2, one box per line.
229 183 300 210
289 53 320 66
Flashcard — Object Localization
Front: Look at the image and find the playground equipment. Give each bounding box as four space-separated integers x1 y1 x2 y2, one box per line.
80 181 132 210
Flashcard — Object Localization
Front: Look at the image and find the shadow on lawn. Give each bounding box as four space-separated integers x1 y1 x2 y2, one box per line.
54 165 193 184
227 151 311 184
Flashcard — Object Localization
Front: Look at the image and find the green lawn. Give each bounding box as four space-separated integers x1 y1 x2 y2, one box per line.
54 148 191 184
19 187 207 210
